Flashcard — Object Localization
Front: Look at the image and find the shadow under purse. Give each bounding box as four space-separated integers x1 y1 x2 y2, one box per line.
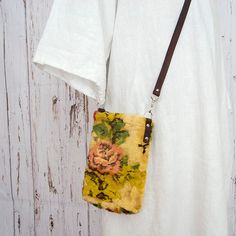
82 0 192 214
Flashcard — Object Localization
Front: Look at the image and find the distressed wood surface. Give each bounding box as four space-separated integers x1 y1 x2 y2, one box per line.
0 0 235 235
0 2 14 235
1 0 35 235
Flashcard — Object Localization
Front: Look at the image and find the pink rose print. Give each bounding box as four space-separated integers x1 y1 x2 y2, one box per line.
88 140 124 175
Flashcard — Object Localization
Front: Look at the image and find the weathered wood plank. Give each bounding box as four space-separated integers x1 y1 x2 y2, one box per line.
25 0 90 235
86 97 103 236
1 0 35 235
0 2 14 235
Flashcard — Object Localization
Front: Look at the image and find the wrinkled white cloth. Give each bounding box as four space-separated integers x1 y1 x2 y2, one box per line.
33 0 234 235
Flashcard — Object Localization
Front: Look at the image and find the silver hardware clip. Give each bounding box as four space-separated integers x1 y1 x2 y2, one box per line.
144 94 159 119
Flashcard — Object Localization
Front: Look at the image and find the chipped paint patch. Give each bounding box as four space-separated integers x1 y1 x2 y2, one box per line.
52 95 59 119
47 163 57 194
16 152 20 196
49 214 54 232
69 103 78 138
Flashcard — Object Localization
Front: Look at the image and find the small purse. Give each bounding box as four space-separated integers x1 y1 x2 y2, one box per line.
82 0 191 214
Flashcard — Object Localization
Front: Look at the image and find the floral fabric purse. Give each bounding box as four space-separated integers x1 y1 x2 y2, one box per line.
82 0 191 214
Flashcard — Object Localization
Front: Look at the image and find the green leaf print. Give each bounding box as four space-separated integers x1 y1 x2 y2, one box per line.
92 203 102 208
96 192 111 201
112 130 129 145
92 122 109 138
120 207 134 214
120 155 128 167
110 118 125 133
131 163 140 170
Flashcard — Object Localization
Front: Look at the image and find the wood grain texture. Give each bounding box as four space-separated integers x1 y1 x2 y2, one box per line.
26 0 90 235
1 0 34 235
0 2 14 235
0 0 235 235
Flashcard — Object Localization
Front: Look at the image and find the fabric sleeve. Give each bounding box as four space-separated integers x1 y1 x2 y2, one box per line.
33 0 117 105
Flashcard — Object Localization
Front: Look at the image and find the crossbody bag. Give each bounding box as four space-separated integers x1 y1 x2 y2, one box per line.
82 0 192 214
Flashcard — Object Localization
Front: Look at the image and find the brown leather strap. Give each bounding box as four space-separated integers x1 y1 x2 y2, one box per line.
153 0 192 97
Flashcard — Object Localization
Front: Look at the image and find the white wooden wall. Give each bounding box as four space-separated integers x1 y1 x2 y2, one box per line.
0 0 235 235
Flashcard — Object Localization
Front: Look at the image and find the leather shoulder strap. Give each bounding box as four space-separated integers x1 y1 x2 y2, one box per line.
153 0 192 97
